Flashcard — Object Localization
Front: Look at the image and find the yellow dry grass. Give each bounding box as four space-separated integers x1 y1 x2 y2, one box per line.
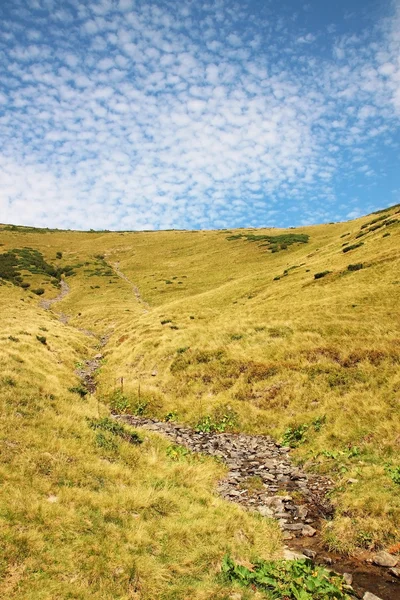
0 204 399 600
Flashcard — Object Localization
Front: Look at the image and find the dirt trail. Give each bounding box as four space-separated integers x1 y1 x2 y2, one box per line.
111 262 150 312
39 279 70 318
117 416 400 600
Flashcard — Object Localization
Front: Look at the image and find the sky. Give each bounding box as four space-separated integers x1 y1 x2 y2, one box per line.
0 0 400 231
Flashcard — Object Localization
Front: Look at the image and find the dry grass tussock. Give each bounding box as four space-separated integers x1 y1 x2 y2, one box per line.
0 205 399 591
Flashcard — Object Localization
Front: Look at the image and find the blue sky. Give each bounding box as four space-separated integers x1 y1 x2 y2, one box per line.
0 0 399 231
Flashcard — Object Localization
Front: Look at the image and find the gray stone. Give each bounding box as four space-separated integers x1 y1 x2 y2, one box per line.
343 573 353 586
363 593 383 600
389 567 400 578
303 549 316 559
302 525 317 537
283 549 308 560
257 506 274 518
372 551 398 568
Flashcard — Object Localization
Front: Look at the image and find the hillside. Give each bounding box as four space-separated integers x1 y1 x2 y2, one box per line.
1 205 399 599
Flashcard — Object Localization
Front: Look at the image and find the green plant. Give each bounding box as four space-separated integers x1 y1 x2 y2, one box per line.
87 417 142 445
314 271 332 280
195 406 238 433
133 400 148 416
176 346 189 354
385 465 400 485
221 555 353 600
164 411 178 422
94 432 118 451
161 319 172 324
56 252 63 259
8 335 19 342
32 288 45 295
282 423 309 447
166 444 190 460
109 390 131 413
36 335 47 345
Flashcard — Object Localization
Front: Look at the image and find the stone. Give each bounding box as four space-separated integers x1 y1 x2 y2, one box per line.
372 551 398 568
297 506 308 519
389 567 400 578
47 495 58 503
343 573 353 586
283 549 308 561
303 549 316 560
257 506 274 518
363 593 383 600
302 525 317 537
282 523 304 531
94 353 103 359
347 478 359 484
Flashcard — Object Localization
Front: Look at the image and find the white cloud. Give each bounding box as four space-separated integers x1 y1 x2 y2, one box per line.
0 0 399 230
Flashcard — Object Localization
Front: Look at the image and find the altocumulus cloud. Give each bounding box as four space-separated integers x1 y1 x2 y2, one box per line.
0 0 400 230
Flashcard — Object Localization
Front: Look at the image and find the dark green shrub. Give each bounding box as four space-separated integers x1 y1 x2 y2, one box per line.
161 319 172 325
314 271 331 279
32 288 45 295
343 242 364 253
36 335 47 345
347 263 363 272
56 252 62 259
8 335 19 342
20 282 30 289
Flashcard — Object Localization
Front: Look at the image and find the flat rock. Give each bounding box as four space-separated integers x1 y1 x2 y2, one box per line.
389 567 400 578
302 525 317 537
363 593 383 600
372 551 398 568
283 549 308 561
343 573 353 586
303 549 316 560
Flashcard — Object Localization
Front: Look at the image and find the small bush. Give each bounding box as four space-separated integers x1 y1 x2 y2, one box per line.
273 276 280 281
32 288 45 295
8 335 19 342
160 319 171 325
36 335 47 345
314 271 331 279
347 263 363 272
56 252 62 259
343 242 364 253
20 282 30 289
282 423 308 447
386 465 400 485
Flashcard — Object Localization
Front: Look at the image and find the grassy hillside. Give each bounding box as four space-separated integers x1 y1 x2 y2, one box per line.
1 205 399 596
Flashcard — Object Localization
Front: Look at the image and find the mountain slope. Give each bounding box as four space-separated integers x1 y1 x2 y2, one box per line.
1 205 399 597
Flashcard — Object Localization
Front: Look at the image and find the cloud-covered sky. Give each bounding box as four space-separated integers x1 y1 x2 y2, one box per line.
0 0 400 230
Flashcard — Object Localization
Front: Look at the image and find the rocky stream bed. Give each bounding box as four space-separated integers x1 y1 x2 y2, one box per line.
116 416 400 600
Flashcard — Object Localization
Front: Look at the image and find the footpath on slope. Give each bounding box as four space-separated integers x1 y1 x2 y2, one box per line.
117 416 400 600
110 261 150 312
